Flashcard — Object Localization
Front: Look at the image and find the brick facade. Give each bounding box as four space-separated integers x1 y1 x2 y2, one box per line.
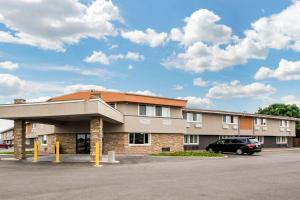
90 117 103 161
56 133 76 154
104 133 184 154
38 134 56 154
14 120 26 159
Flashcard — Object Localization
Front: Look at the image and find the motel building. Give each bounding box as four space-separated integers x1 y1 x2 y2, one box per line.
0 90 298 162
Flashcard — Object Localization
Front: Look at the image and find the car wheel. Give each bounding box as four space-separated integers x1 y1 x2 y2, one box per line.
208 148 214 153
236 148 243 155
247 152 254 155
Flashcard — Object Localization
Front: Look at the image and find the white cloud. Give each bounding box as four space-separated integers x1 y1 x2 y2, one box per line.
121 28 168 48
0 61 19 70
177 96 212 108
40 65 115 79
0 0 121 51
109 44 118 50
206 80 276 99
169 9 233 46
163 2 300 74
173 84 184 91
0 74 26 96
255 59 300 80
281 95 300 106
193 77 208 87
84 51 110 65
84 51 144 64
128 65 133 70
63 84 118 94
127 90 156 96
27 96 50 103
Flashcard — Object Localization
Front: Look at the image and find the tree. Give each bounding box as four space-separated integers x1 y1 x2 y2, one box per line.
257 104 300 137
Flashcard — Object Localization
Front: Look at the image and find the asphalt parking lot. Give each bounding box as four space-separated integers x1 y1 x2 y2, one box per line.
1 150 300 200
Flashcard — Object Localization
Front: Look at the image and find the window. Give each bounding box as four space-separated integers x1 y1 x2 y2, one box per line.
255 136 264 144
129 133 150 145
276 136 287 144
184 135 199 145
219 135 232 140
223 115 238 124
185 112 202 122
280 120 290 127
109 103 117 109
41 135 47 145
255 118 267 126
139 104 170 117
139 105 147 116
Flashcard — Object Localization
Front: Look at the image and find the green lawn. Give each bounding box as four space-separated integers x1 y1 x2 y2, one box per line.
151 151 224 157
0 151 33 155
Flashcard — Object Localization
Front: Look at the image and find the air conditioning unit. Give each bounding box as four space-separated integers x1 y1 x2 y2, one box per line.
186 123 191 128
262 126 268 131
287 128 291 132
233 125 238 130
195 123 202 128
255 126 260 130
280 127 285 132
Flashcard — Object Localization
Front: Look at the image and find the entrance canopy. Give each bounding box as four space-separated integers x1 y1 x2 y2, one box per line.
0 99 124 124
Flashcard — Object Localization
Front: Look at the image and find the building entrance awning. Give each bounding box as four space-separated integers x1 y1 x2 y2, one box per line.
0 99 124 124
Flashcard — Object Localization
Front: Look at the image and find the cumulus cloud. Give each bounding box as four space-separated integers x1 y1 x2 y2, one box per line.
169 9 233 46
163 1 300 73
280 95 300 106
255 59 300 80
0 61 19 70
0 74 26 96
0 0 121 51
84 51 144 64
27 96 51 103
193 77 208 87
63 84 118 94
206 80 276 99
121 28 168 48
177 96 212 108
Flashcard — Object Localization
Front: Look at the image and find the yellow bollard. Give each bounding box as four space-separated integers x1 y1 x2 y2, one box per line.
54 141 60 163
94 142 102 167
33 141 38 162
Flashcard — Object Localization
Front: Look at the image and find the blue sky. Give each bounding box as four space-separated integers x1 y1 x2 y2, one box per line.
0 0 300 130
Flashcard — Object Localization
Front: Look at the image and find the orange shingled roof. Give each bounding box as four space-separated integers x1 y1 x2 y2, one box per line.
48 90 187 107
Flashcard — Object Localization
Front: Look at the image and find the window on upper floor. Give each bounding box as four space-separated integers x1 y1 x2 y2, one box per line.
108 103 117 109
280 120 290 127
138 104 170 118
184 112 202 122
255 118 267 126
223 115 238 124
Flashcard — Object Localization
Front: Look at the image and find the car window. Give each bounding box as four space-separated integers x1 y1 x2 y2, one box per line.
224 139 230 144
217 140 224 144
249 139 259 144
231 139 241 143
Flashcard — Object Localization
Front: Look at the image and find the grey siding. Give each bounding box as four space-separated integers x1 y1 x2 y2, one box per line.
263 136 293 148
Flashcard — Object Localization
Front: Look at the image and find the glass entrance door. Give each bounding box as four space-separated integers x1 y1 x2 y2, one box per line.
76 133 90 154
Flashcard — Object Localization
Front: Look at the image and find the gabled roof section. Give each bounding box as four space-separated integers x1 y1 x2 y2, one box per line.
48 90 187 107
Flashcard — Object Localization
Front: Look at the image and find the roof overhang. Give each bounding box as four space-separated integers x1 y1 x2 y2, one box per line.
0 99 124 124
183 108 300 121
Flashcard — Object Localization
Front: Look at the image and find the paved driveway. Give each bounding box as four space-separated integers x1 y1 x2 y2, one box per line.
0 150 300 200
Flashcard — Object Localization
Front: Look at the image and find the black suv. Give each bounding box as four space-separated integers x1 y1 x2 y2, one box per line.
206 137 262 155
